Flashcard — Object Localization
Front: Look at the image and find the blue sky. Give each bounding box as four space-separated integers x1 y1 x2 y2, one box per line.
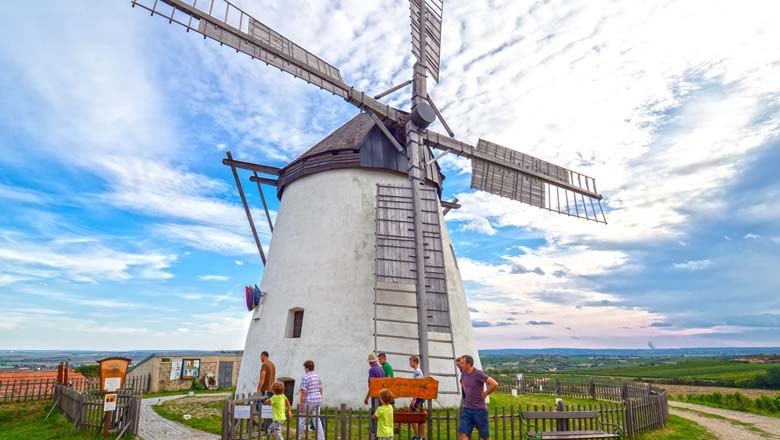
0 1 778 350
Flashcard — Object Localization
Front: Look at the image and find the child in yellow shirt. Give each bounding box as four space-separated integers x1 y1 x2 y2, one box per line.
264 382 292 440
372 388 395 440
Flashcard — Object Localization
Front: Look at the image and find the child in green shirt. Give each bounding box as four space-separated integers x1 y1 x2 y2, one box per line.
264 382 292 440
372 388 395 440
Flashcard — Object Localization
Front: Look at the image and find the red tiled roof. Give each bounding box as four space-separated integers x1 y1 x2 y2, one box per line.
0 369 86 382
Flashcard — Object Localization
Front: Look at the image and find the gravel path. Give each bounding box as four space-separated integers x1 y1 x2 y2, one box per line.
139 393 231 440
669 400 780 439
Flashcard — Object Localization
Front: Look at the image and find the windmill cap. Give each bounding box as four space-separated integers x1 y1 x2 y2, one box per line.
367 352 378 362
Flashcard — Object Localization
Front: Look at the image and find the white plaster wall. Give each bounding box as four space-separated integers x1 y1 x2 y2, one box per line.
236 168 479 408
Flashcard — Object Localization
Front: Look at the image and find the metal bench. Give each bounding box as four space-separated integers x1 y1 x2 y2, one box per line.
520 410 623 440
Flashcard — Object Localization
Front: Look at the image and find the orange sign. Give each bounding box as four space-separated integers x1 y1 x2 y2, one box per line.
98 357 131 392
369 377 439 399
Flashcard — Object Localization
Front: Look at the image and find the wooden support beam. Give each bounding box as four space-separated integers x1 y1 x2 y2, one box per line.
441 198 460 216
222 157 281 176
248 175 279 186
427 94 454 137
252 171 274 233
368 111 405 153
374 79 413 99
226 151 266 265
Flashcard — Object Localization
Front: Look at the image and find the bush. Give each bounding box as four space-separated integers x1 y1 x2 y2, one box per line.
75 364 99 378
752 366 780 389
681 391 780 416
191 379 206 391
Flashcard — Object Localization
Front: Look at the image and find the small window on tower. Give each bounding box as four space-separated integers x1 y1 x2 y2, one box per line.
285 308 304 338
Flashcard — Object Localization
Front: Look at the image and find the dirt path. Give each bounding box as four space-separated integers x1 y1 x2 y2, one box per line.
669 400 780 439
139 393 231 440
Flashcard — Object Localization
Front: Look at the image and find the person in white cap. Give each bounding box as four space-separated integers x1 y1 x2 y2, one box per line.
363 352 386 438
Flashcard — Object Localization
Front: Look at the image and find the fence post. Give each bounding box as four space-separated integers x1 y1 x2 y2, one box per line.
555 399 568 431
339 403 348 440
623 399 633 437
589 381 595 399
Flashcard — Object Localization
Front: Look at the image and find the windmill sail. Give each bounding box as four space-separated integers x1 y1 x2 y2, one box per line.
410 0 444 81
131 0 405 124
423 131 607 223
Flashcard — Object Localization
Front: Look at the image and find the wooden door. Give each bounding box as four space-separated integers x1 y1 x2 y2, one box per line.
218 361 233 388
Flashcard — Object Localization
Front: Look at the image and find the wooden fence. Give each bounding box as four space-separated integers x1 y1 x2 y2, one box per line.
219 394 626 440
217 376 667 439
506 376 668 437
0 374 151 403
53 384 141 438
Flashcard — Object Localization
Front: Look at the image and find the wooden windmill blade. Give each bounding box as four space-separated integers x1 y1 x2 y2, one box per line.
423 130 607 223
409 0 444 82
131 0 406 125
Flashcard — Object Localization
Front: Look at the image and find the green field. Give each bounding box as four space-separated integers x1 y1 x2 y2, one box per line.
0 399 122 440
634 414 715 440
566 358 775 385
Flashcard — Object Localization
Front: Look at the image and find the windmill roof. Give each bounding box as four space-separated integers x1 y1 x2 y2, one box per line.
276 112 443 197
289 112 378 164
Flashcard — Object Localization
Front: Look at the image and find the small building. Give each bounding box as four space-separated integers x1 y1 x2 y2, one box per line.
126 351 242 392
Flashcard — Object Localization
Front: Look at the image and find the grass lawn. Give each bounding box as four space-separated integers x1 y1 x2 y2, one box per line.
153 395 225 434
0 399 126 440
142 387 235 399
633 414 715 440
152 392 622 439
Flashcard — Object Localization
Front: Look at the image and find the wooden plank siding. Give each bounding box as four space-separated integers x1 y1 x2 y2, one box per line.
375 184 450 333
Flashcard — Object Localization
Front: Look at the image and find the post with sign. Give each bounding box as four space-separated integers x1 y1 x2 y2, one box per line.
368 377 439 430
97 357 131 439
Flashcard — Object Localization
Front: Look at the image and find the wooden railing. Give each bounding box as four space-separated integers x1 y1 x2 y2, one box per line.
503 376 668 437
219 394 627 440
0 374 151 403
53 384 141 438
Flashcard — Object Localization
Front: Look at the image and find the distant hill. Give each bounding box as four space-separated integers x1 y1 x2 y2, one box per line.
478 347 780 357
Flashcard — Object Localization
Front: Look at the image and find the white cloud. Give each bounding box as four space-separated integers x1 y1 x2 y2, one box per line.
198 274 230 281
234 260 245 266
157 224 259 256
673 259 712 271
743 233 760 239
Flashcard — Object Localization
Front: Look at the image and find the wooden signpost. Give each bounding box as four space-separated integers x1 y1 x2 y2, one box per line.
368 377 439 399
369 377 438 424
97 357 131 439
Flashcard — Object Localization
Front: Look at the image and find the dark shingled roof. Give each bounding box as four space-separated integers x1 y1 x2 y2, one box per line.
288 112 381 164
276 112 443 197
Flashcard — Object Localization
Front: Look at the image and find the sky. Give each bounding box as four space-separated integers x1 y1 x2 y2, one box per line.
0 0 778 351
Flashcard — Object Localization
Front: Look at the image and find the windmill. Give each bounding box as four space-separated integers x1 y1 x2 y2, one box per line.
131 0 606 406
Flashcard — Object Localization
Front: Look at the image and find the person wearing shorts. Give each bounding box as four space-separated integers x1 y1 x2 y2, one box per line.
457 355 498 440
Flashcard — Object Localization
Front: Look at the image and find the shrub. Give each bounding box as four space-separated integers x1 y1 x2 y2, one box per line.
191 379 206 391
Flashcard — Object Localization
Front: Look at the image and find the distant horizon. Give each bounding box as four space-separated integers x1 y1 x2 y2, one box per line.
3 346 780 353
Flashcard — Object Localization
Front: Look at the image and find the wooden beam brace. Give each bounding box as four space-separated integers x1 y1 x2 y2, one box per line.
252 171 274 233
248 175 279 186
442 198 460 216
367 111 405 153
222 157 280 176
374 79 413 99
226 151 266 265
427 94 454 137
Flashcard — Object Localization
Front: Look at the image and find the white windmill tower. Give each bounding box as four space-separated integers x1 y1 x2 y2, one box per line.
132 0 607 406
